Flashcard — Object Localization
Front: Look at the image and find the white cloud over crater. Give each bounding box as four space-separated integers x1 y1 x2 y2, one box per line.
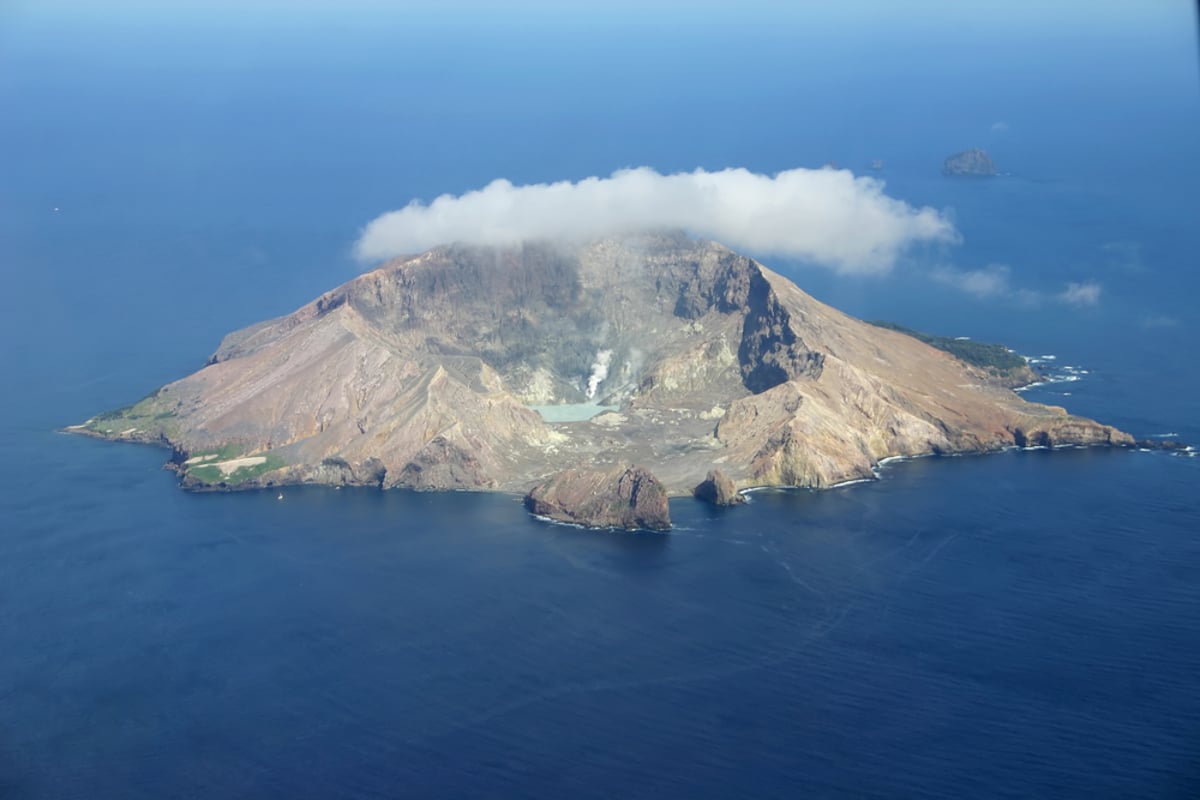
355 166 957 274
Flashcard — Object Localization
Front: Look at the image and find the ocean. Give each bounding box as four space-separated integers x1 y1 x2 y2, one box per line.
1 4 1198 798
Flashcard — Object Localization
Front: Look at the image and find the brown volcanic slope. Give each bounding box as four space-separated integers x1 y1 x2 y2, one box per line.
74 232 1131 493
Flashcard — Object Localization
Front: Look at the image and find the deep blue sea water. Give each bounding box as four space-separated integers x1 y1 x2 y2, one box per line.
1 4 1198 798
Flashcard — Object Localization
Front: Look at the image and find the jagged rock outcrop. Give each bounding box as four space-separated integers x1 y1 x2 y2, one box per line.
72 231 1134 519
295 456 387 488
1134 439 1189 452
1010 416 1130 449
395 435 496 490
694 469 745 506
943 148 998 177
525 466 671 530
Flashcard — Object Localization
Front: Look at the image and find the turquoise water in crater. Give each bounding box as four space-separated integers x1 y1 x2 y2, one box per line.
528 402 620 423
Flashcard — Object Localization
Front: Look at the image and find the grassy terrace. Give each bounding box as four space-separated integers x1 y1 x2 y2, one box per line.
82 388 287 487
180 443 287 486
186 453 286 486
868 321 1030 375
85 389 179 437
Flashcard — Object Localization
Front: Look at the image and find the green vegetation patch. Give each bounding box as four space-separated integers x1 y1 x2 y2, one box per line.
186 451 287 486
868 321 1029 374
87 388 179 437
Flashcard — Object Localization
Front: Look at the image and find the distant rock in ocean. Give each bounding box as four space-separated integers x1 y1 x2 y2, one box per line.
943 148 998 177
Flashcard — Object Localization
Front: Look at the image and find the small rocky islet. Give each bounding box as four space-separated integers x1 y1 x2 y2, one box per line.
943 148 999 177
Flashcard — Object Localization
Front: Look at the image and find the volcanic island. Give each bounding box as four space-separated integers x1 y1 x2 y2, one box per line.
70 232 1132 529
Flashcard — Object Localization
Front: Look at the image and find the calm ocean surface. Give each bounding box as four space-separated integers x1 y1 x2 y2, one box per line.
1 5 1198 798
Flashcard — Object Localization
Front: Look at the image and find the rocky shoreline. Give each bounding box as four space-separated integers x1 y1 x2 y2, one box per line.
64 421 1173 531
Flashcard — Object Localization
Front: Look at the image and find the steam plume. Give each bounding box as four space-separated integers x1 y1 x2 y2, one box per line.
586 350 613 400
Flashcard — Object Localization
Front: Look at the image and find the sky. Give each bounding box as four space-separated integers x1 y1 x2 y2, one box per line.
2 0 1186 29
